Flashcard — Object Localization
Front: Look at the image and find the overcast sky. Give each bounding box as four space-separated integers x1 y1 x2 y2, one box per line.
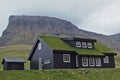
0 0 120 36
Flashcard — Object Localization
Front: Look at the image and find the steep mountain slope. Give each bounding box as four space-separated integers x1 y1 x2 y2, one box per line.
109 33 120 42
0 15 119 50
80 30 120 50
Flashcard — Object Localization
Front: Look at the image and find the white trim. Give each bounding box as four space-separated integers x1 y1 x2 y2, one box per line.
82 42 87 48
82 57 88 66
76 55 79 67
89 57 95 67
103 56 109 63
96 57 101 67
76 41 81 48
87 42 93 48
63 54 71 63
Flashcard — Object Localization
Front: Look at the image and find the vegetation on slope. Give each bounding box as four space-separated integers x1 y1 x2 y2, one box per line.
0 69 120 80
0 45 32 70
42 36 113 55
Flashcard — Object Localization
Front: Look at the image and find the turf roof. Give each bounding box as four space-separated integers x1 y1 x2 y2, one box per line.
41 36 113 55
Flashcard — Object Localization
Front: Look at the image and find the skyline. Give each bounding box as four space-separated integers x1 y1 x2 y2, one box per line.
0 0 120 36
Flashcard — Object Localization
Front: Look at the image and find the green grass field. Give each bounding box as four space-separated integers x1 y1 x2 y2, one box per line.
0 69 120 80
0 45 119 80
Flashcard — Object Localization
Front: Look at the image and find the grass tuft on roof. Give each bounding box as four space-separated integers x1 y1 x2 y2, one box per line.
41 36 113 55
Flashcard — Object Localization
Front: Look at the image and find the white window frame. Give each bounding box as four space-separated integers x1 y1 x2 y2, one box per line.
76 41 81 48
82 42 87 48
63 54 71 63
87 42 93 49
82 57 88 66
38 42 42 50
104 56 109 63
89 57 95 67
96 57 101 67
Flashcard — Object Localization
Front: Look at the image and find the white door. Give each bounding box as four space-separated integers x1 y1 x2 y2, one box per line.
39 58 42 70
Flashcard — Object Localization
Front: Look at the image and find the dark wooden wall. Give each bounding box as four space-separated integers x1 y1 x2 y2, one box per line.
53 51 76 69
3 62 24 70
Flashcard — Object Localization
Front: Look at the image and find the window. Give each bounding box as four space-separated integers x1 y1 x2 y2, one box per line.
76 41 81 48
63 54 71 63
82 42 87 48
89 57 95 66
88 42 93 48
96 57 101 66
44 59 50 64
38 42 42 50
104 56 109 63
82 57 88 66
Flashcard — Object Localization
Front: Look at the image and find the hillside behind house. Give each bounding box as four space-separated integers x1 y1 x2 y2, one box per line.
0 15 120 50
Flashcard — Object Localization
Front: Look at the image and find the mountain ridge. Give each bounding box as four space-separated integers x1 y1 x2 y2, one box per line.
0 15 120 50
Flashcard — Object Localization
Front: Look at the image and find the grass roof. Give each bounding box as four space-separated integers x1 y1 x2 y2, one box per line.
41 36 113 55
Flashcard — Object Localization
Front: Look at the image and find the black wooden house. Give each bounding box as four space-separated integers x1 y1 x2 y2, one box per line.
2 58 25 70
28 36 117 70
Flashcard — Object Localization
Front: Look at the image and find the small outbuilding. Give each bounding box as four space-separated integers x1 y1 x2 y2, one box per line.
2 58 25 70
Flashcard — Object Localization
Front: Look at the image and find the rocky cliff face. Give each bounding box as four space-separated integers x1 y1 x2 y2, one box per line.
0 15 120 50
1 15 89 46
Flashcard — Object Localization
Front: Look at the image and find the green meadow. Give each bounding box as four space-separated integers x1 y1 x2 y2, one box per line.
0 44 119 80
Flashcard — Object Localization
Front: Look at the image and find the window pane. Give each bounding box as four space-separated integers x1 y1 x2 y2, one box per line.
63 54 70 63
96 58 101 66
76 41 81 48
38 42 42 50
103 56 109 63
82 42 87 48
88 43 93 48
89 57 95 66
82 57 88 66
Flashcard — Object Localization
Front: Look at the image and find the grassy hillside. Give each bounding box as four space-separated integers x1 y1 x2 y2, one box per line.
0 45 32 70
115 51 120 68
0 69 120 80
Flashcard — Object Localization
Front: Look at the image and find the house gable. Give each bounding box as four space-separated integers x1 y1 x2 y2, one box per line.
28 37 54 69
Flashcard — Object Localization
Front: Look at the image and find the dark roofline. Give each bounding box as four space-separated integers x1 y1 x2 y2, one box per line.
103 52 117 56
2 58 25 64
28 38 40 60
61 37 97 42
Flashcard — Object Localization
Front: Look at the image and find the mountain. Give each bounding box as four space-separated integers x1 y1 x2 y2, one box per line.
0 15 120 50
109 33 120 42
